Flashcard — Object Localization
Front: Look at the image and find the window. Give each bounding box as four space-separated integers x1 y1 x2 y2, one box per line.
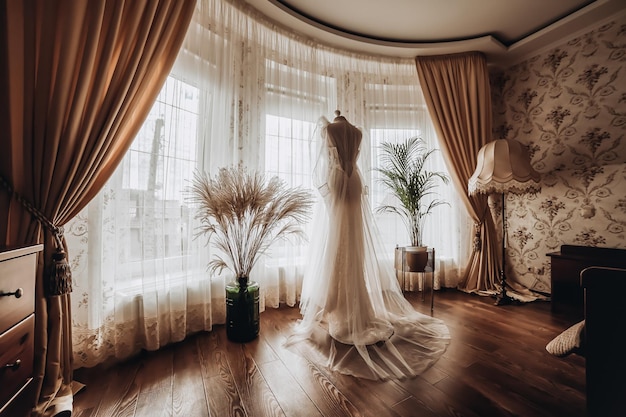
66 75 209 293
264 114 315 189
121 78 201 265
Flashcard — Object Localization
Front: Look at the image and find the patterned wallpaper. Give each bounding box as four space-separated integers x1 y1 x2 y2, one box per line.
490 18 626 294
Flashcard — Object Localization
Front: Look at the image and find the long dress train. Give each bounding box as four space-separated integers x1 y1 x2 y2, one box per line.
285 114 450 380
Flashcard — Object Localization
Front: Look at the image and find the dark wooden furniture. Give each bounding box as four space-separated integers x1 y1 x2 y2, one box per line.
0 244 42 417
582 266 626 417
547 245 626 320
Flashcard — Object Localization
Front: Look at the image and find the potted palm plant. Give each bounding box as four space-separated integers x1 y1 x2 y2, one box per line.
376 136 449 272
190 166 312 342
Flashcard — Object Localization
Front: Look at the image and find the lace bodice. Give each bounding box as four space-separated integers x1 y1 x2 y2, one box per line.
322 116 361 177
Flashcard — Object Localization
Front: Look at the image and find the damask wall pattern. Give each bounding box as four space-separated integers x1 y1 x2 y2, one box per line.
490 17 626 295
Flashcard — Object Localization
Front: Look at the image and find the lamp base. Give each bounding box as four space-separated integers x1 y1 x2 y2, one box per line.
494 291 514 305
495 263 516 305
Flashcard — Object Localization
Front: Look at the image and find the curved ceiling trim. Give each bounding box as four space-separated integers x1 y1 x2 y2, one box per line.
244 0 626 64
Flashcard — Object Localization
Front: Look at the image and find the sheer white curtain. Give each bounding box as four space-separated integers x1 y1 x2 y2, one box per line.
67 0 470 368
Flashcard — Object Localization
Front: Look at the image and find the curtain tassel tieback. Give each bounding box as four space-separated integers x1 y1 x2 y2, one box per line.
0 174 72 296
49 233 72 296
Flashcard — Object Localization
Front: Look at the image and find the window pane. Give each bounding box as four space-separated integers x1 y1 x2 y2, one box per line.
117 77 201 270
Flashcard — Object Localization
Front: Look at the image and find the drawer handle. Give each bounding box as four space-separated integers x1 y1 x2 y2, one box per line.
4 359 21 370
0 288 23 298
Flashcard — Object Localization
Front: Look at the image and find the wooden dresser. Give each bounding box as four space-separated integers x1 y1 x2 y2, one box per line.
0 244 42 417
547 244 626 320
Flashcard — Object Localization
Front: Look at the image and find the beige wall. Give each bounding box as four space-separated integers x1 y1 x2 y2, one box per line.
490 17 626 294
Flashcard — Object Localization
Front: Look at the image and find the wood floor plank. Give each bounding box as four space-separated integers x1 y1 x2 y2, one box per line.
347 378 410 410
433 375 517 417
134 346 174 417
264 307 416 417
465 360 583 417
391 396 440 417
487 337 585 397
196 330 224 378
274 344 362 417
258 359 324 417
71 289 586 417
397 373 485 417
73 368 111 417
243 334 279 365
197 329 247 417
417 361 449 386
309 368 402 417
260 310 363 417
87 360 141 417
224 340 286 417
172 335 209 417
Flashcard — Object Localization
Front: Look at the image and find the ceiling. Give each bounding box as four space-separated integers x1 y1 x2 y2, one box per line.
243 0 626 64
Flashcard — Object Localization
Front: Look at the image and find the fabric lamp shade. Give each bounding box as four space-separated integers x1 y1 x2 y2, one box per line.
468 138 541 195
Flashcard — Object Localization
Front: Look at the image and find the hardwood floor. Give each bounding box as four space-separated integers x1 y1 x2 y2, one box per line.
72 289 586 417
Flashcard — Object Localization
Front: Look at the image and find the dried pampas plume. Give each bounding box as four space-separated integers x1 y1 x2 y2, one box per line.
189 166 313 279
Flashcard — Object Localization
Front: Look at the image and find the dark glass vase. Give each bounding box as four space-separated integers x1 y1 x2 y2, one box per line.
225 277 260 343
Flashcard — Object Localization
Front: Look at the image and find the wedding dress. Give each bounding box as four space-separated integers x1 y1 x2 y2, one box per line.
285 113 450 380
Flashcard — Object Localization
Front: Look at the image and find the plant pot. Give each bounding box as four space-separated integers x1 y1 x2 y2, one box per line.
226 278 260 343
405 246 428 272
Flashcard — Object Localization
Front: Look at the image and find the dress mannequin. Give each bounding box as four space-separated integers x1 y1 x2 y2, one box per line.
286 111 450 380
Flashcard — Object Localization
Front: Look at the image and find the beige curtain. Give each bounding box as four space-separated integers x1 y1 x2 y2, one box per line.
415 52 500 293
0 0 195 415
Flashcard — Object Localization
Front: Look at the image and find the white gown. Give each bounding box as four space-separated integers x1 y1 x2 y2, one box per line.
285 115 450 380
